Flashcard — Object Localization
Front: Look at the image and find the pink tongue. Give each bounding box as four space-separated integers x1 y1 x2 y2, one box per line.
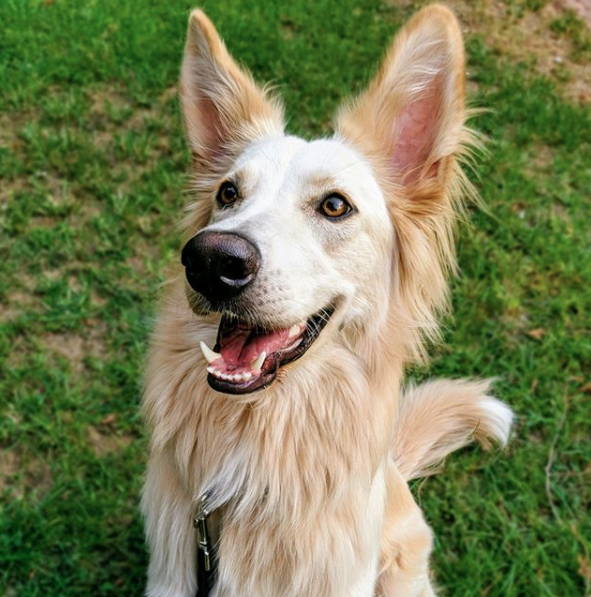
219 325 295 369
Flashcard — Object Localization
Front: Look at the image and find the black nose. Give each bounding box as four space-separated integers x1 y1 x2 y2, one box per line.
181 231 260 303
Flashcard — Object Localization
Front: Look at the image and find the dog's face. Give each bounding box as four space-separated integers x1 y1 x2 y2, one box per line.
189 136 393 326
179 7 469 393
182 135 393 393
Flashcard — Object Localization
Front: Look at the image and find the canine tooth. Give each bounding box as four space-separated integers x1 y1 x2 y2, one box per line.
283 337 302 352
200 341 221 364
251 351 267 373
288 324 301 338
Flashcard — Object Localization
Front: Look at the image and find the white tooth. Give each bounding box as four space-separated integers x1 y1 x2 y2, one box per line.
283 338 302 352
200 341 221 364
251 351 267 373
208 367 223 379
242 371 252 381
232 374 242 382
288 324 301 338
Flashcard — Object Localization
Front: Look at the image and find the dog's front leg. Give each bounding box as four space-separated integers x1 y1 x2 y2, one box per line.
375 464 436 597
141 450 197 597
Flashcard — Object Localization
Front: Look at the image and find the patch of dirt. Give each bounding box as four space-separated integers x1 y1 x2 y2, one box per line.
87 84 178 147
0 112 28 149
563 0 591 27
41 325 107 374
87 87 132 149
529 143 555 171
0 178 27 206
0 274 39 323
86 425 134 457
85 84 181 203
0 301 18 322
521 143 557 182
88 87 131 115
0 291 36 322
393 0 591 104
0 450 53 499
550 201 573 226
0 451 19 492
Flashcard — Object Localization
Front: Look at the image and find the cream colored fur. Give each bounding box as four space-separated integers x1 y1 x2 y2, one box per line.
141 5 513 596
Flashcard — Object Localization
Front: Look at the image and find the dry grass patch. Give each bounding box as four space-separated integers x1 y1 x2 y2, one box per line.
0 291 37 322
563 0 591 26
0 111 29 150
394 0 591 104
42 326 107 374
0 449 53 499
86 425 134 457
527 143 555 172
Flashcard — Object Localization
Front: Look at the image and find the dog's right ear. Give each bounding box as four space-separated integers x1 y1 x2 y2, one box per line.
334 4 470 195
335 5 478 359
180 10 284 169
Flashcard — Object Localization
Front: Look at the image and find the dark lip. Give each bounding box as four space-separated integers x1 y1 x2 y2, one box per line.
207 305 336 395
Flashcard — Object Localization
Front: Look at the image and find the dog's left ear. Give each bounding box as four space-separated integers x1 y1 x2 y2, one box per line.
180 9 284 170
335 4 469 199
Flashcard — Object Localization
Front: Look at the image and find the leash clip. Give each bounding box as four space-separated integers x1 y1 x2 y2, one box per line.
193 492 213 572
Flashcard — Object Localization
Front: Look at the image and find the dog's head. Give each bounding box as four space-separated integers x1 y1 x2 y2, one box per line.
179 5 475 394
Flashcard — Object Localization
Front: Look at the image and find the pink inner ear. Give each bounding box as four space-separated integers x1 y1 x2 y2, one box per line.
391 77 442 184
197 94 225 160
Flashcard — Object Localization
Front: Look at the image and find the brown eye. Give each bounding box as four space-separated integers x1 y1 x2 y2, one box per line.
319 194 353 219
216 181 239 207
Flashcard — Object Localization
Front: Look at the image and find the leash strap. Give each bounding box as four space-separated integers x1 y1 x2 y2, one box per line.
194 492 217 597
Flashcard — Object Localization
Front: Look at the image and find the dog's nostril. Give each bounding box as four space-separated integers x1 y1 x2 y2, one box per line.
218 254 251 284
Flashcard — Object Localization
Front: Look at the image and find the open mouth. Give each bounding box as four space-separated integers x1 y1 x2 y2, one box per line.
199 305 335 394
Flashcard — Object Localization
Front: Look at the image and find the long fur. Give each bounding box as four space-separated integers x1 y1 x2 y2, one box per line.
141 5 513 597
394 379 514 481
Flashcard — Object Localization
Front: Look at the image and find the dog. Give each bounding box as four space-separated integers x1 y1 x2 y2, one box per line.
141 4 513 596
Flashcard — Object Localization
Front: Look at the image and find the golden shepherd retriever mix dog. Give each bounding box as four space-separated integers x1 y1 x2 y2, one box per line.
141 4 513 596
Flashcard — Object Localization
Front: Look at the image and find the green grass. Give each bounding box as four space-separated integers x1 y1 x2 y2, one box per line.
1 0 590 595
551 9 591 60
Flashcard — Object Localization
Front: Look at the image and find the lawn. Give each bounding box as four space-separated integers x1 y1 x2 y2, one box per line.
0 0 590 595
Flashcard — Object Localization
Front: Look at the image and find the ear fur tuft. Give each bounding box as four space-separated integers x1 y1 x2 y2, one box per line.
336 4 483 362
179 9 284 234
180 9 284 171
